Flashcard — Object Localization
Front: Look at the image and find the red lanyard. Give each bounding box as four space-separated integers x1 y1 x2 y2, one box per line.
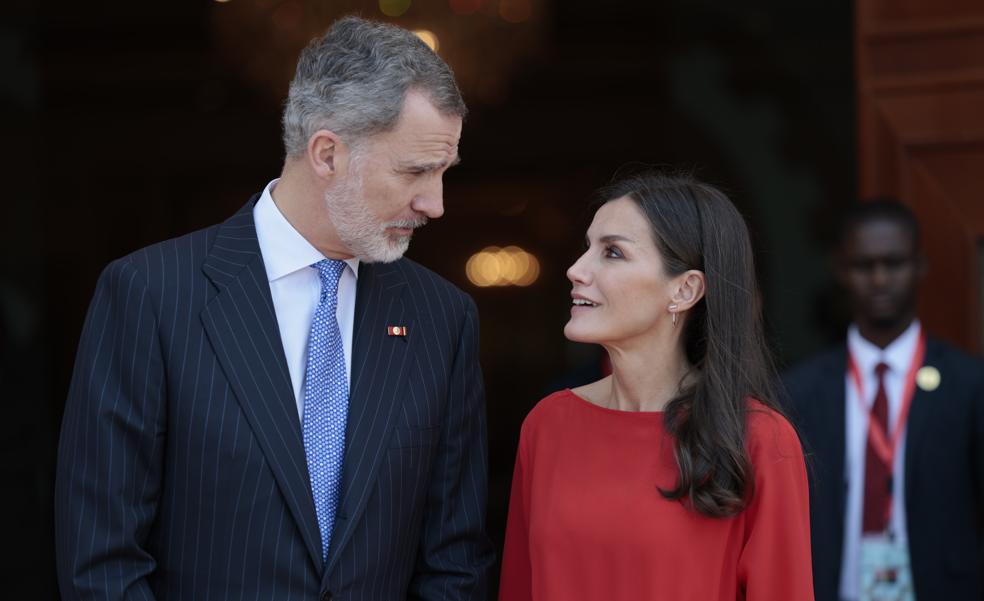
846 329 926 468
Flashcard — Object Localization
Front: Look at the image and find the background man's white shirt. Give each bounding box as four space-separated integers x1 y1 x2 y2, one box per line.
840 319 920 601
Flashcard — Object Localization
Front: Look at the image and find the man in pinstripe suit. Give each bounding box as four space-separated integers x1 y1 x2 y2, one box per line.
55 16 494 601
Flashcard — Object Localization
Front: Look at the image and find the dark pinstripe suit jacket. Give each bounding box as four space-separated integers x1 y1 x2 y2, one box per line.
55 197 495 601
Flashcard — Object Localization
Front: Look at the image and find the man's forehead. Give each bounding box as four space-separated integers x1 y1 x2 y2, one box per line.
395 91 462 131
414 133 459 153
398 134 459 165
847 220 916 253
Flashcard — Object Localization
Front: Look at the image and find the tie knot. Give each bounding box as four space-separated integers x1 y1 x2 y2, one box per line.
312 259 346 296
875 362 889 378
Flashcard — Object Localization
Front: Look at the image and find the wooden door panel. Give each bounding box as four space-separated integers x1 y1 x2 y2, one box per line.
876 89 984 145
864 1 984 20
867 27 984 77
857 0 984 352
908 156 979 348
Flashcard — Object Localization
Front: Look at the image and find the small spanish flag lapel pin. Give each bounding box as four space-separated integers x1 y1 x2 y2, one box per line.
387 326 408 337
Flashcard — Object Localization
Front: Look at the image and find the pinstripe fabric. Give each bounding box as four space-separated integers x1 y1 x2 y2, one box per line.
55 196 495 601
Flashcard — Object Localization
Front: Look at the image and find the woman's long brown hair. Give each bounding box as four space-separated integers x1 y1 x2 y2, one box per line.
598 171 783 518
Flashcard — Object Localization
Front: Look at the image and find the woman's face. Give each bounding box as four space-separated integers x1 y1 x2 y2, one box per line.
564 197 675 346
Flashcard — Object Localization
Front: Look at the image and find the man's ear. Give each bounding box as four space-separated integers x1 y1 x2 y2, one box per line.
307 129 345 180
671 270 706 311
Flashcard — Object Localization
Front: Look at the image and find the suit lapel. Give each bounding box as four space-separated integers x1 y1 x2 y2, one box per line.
199 198 324 572
324 260 414 577
903 337 940 511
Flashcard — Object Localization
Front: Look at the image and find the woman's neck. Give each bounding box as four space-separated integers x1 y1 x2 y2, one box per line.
604 343 693 412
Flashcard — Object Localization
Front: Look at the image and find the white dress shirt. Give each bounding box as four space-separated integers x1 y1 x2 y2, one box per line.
253 179 359 421
840 319 921 601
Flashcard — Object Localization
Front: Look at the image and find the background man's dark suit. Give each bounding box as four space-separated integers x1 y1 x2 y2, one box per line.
55 198 493 600
783 336 984 601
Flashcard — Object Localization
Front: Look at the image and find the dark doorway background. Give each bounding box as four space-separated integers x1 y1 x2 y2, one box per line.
1 0 853 597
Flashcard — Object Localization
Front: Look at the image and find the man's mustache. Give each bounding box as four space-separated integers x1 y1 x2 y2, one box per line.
386 217 429 230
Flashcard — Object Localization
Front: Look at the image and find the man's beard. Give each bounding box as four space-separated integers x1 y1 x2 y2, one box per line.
324 158 427 263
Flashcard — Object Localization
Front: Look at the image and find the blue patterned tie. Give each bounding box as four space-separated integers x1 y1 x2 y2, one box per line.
303 259 349 563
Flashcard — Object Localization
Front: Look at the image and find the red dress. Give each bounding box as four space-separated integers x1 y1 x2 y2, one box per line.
499 389 814 601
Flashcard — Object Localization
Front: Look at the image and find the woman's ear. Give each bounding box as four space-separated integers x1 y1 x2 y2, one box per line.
671 270 706 310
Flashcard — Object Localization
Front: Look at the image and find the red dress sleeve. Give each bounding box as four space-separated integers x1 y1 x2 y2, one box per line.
499 423 533 601
737 409 815 601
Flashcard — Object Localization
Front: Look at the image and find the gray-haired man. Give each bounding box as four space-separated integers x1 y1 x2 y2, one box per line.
56 16 494 601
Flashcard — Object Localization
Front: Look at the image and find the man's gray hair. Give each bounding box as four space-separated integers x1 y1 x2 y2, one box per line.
282 16 467 158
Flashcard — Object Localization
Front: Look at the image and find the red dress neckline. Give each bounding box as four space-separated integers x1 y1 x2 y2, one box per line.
564 388 665 417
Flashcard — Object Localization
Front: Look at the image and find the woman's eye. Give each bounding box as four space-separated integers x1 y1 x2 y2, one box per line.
604 246 623 259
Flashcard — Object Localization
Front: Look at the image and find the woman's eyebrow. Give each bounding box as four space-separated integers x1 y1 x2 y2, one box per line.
598 234 635 244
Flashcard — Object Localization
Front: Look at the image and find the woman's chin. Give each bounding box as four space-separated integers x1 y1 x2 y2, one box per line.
563 322 596 344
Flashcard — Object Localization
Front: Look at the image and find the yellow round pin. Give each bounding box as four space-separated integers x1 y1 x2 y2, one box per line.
916 366 940 392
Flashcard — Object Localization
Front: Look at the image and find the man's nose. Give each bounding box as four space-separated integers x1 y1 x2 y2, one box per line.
871 263 890 286
411 180 445 219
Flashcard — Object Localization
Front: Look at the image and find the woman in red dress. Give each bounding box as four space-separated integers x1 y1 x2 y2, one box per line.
499 172 813 601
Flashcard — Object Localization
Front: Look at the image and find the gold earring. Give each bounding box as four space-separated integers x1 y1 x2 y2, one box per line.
669 304 678 327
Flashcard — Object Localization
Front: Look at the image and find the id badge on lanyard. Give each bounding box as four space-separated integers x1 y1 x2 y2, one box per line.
850 329 926 601
860 533 914 601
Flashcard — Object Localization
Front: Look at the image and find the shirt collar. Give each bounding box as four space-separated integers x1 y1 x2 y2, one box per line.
253 178 360 282
847 318 921 378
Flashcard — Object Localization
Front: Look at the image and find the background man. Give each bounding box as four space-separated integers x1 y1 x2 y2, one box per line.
55 16 494 601
784 200 984 601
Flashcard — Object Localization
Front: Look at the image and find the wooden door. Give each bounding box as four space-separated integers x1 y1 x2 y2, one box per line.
857 0 984 352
